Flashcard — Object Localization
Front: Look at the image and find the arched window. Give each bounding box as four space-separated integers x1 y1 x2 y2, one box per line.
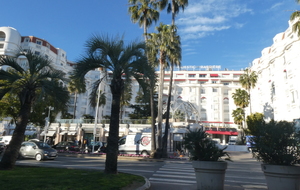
0 31 6 41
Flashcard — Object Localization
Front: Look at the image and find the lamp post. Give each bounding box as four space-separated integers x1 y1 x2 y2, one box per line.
44 106 54 143
92 85 101 153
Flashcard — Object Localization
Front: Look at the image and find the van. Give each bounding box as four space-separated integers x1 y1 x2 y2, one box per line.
0 136 12 145
228 136 237 145
118 133 151 156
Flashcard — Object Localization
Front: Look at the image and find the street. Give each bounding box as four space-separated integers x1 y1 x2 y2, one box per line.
16 151 267 190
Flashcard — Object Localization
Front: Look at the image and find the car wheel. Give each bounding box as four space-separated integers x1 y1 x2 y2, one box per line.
35 153 43 161
141 151 149 156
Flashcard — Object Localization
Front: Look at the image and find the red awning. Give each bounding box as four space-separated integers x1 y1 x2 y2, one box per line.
210 74 219 77
206 130 238 135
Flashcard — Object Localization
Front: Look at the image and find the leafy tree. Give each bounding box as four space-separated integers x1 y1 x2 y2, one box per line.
245 112 264 135
239 68 257 113
71 34 150 174
290 1 300 37
0 50 70 170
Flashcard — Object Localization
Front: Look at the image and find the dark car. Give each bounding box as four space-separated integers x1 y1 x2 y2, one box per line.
53 141 80 151
19 140 58 161
87 142 106 153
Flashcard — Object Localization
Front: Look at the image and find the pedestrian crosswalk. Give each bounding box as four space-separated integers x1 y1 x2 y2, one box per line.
149 162 196 185
149 161 268 189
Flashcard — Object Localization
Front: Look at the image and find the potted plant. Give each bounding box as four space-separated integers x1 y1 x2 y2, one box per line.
246 113 300 190
183 128 231 190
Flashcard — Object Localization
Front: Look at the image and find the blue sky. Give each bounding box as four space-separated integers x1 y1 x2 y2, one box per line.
2 0 299 70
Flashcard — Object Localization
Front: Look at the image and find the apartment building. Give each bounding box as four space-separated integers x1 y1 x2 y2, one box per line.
250 19 300 122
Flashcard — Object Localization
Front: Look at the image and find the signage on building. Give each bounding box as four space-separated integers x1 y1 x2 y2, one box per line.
176 65 221 71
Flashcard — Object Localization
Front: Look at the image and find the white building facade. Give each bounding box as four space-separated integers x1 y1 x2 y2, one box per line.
250 19 300 122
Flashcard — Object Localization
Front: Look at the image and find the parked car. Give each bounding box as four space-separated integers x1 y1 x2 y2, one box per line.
52 141 80 151
87 142 106 153
19 140 58 161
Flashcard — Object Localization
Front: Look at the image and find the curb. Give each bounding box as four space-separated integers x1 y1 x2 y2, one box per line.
136 175 151 190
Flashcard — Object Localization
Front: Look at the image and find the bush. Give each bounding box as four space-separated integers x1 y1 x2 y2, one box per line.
183 128 230 161
247 115 300 165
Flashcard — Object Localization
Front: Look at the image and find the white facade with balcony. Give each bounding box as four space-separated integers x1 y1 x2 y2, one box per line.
250 19 300 122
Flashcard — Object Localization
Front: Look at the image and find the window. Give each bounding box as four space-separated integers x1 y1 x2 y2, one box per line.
0 44 3 49
34 51 40 55
62 53 65 57
223 82 229 85
201 98 206 104
46 43 50 49
45 54 49 59
212 88 218 92
224 89 229 95
212 81 217 84
223 99 229 104
0 31 6 41
201 88 205 94
199 74 206 78
189 74 195 78
24 38 30 42
36 40 42 45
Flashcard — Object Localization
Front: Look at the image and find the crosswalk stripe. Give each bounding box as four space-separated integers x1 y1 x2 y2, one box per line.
149 177 196 184
153 173 196 179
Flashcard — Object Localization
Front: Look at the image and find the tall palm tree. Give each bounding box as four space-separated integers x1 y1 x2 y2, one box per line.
232 88 249 144
0 50 70 170
68 79 85 119
71 34 150 174
162 25 181 157
231 108 245 128
239 68 257 114
146 23 174 155
232 89 249 109
290 1 300 37
128 0 160 41
156 0 188 25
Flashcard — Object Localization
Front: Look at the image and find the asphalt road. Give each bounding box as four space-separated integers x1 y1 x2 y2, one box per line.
16 151 267 190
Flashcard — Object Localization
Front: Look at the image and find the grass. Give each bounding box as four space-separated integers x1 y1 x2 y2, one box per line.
0 166 145 190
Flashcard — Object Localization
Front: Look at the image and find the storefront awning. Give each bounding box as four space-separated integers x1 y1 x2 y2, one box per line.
210 74 219 77
60 131 67 135
68 131 77 135
40 130 56 136
205 130 238 135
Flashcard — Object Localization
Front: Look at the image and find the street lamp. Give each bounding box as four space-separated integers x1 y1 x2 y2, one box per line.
44 106 54 143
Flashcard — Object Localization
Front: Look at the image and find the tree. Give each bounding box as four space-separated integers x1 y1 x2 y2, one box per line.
146 23 174 156
162 25 181 157
71 34 150 174
128 0 160 41
156 0 188 25
239 68 257 114
232 88 249 144
290 1 300 37
0 50 70 170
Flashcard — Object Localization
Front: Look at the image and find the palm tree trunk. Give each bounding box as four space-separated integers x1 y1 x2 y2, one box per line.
162 63 174 157
0 99 32 170
150 85 157 157
157 61 165 157
73 92 77 119
105 78 123 174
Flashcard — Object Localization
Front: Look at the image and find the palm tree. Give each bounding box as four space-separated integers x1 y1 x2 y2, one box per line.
232 88 249 144
232 89 249 109
128 0 160 41
71 34 150 174
0 50 70 170
146 23 174 156
231 108 245 128
68 79 85 119
239 68 257 114
156 0 188 25
162 25 181 157
290 1 300 37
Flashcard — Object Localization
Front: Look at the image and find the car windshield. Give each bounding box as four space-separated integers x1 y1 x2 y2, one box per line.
35 142 51 148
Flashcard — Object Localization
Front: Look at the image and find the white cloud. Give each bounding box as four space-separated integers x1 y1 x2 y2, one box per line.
178 0 252 40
